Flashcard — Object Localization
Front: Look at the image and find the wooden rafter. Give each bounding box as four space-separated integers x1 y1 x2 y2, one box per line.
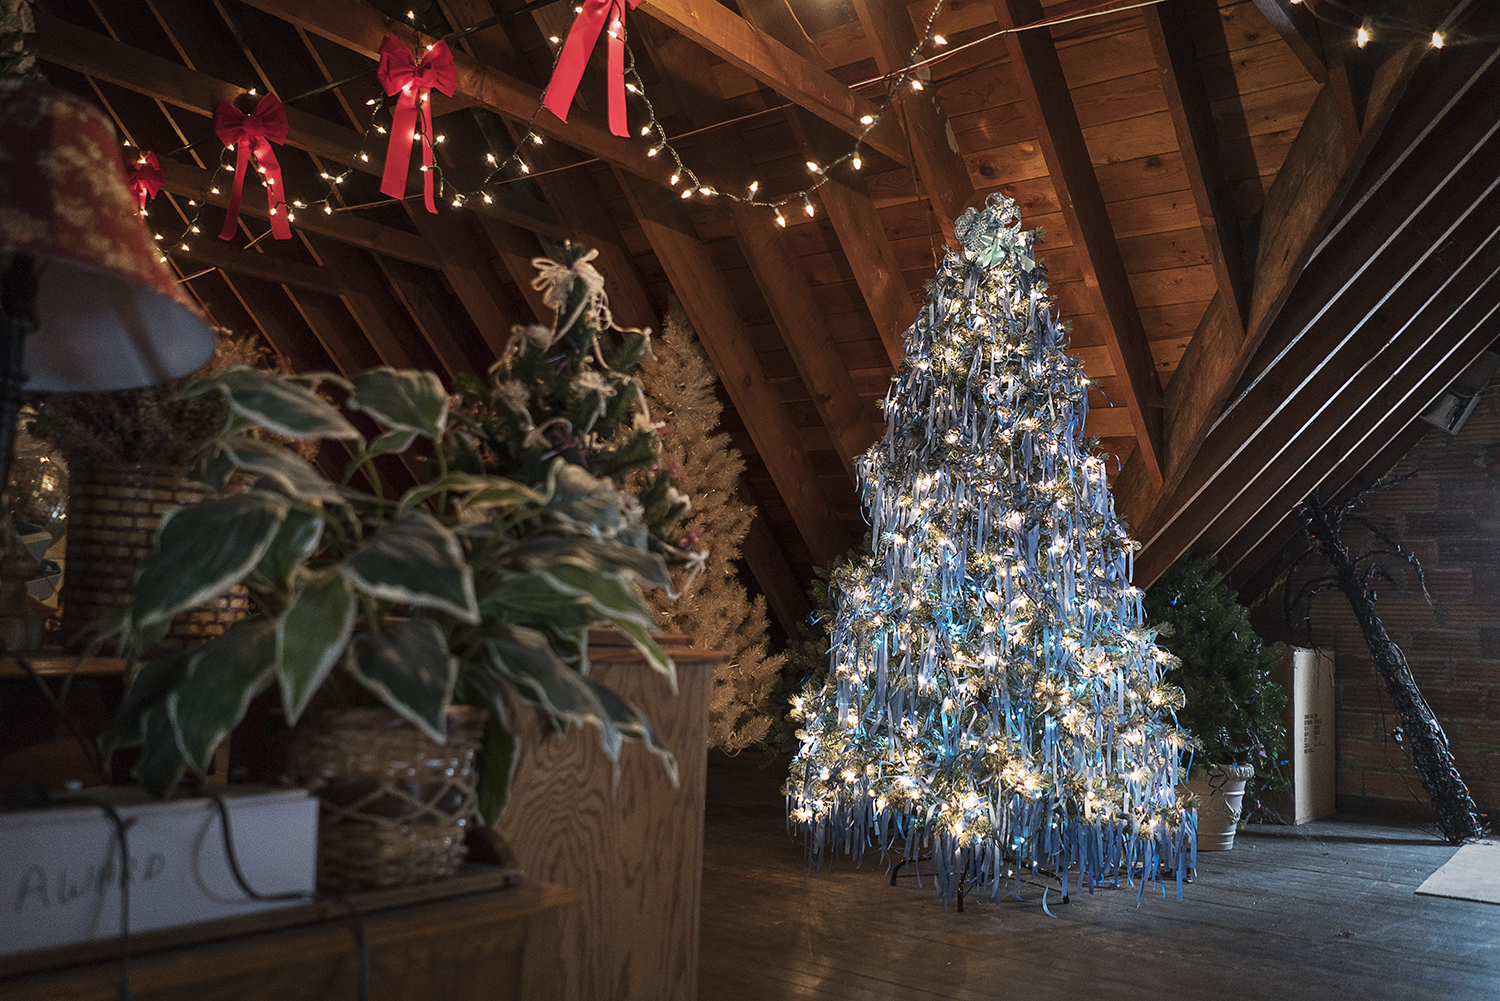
638 17 879 481
31 10 568 240
849 0 975 237
616 170 858 566
174 239 345 296
1142 0 1248 329
992 0 1164 485
636 0 909 168
1118 14 1488 543
738 0 916 369
1250 0 1329 84
1130 19 1499 583
155 159 432 265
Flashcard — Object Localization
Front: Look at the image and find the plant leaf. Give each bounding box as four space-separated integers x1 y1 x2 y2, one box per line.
255 506 325 597
549 565 675 684
348 368 448 439
222 439 345 504
342 510 479 623
133 707 189 795
473 694 518 828
367 428 418 457
276 570 357 725
502 535 673 592
101 653 192 758
480 624 620 761
477 570 594 627
397 472 517 516
166 619 278 775
583 676 678 787
187 366 360 440
343 619 458 742
133 491 289 630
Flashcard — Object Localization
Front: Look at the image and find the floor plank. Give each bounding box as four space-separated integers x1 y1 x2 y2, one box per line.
699 754 1500 1001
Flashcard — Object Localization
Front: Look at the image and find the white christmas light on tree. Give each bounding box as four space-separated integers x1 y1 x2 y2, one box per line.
788 193 1194 908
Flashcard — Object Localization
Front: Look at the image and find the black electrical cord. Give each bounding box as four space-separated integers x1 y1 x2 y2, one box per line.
73 797 134 1001
207 793 370 1001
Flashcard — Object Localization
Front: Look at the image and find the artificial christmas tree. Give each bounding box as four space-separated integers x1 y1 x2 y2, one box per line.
637 301 785 752
787 194 1193 908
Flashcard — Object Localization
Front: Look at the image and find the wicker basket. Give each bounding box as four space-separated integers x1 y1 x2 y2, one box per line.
61 463 249 650
285 705 489 890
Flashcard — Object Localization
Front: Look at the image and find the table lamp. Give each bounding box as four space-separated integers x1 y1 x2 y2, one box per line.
0 78 217 648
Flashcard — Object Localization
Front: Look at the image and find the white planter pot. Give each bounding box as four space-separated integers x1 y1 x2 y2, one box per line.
1186 763 1255 851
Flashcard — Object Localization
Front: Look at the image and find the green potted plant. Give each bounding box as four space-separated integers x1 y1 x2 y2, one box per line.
90 362 694 886
1145 548 1286 850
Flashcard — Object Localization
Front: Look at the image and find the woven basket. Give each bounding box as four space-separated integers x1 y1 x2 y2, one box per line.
61 463 249 650
285 705 489 890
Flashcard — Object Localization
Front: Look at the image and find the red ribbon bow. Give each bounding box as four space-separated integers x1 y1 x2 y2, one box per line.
123 151 164 215
213 93 291 241
377 35 457 213
542 0 641 138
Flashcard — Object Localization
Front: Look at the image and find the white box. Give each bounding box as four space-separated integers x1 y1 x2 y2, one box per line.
0 787 318 956
1285 646 1337 824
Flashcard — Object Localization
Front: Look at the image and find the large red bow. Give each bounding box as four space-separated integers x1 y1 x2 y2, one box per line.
123 151 163 215
542 0 641 138
213 93 291 241
377 35 456 213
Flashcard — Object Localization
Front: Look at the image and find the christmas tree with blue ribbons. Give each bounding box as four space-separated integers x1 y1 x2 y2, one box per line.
787 193 1195 908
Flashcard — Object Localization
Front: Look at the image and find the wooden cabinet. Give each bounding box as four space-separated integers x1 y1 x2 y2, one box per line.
494 632 724 1001
0 868 577 1001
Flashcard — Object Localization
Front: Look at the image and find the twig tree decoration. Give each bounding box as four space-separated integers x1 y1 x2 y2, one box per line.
1286 475 1486 843
787 194 1193 909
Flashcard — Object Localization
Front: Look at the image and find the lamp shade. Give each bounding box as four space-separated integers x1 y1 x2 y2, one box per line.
0 79 215 391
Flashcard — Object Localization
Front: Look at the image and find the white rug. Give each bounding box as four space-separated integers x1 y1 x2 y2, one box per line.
1416 839 1500 905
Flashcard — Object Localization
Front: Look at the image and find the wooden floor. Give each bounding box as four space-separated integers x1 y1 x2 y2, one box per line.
699 755 1500 1001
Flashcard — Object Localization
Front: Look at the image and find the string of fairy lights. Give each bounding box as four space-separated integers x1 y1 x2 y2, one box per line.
126 0 1467 266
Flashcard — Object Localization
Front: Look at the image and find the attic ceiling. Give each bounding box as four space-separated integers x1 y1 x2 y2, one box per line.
29 0 1500 632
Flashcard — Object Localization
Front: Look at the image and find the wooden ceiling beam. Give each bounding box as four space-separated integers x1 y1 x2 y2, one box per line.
638 17 879 482
850 0 975 237
1143 0 1248 329
156 159 433 266
1195 201 1500 568
294 235 430 372
1132 60 1500 583
407 208 519 363
174 239 345 297
993 0 1164 486
236 0 665 183
443 0 661 331
1214 293 1500 586
636 0 909 168
31 10 567 241
1249 0 1329 84
738 484 814 638
1114 24 1480 543
616 169 858 566
738 0 916 368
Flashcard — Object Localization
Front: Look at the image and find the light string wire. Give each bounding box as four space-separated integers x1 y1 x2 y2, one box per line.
132 0 1457 265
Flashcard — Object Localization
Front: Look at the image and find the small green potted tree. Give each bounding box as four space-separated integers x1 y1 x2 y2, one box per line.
1145 549 1286 850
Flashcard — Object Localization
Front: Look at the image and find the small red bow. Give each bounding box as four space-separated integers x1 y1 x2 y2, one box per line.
543 0 641 138
377 35 456 213
213 93 291 241
123 151 164 215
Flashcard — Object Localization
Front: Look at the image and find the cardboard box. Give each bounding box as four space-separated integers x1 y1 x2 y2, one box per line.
0 787 317 956
1270 646 1337 824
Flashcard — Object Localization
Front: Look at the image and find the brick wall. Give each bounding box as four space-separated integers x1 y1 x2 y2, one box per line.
1252 389 1500 822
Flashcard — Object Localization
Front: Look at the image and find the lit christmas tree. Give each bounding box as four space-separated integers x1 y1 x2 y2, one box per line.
787 194 1194 908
